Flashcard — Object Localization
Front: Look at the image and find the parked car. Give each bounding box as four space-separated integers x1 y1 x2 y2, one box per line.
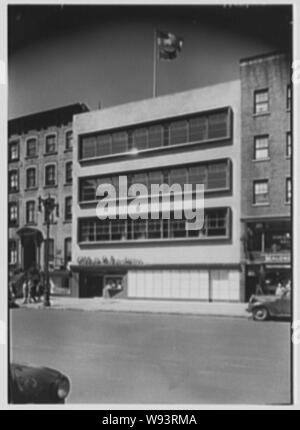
9 363 70 404
246 290 291 321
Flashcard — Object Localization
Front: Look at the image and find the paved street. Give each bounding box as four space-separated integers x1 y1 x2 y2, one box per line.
10 308 291 405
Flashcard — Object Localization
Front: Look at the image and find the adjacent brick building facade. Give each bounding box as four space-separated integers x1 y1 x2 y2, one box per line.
240 52 291 300
8 103 89 288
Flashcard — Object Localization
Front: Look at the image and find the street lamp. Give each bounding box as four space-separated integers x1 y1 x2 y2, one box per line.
38 194 59 307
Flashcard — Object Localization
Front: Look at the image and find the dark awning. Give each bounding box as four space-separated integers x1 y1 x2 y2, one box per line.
17 227 44 246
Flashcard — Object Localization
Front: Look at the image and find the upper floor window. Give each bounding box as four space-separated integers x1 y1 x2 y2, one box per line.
26 200 36 224
169 120 188 146
8 240 18 265
65 161 73 184
79 108 231 160
9 141 19 162
78 207 231 243
8 202 18 226
9 170 18 193
65 130 73 150
253 179 269 204
45 164 56 187
286 178 291 204
79 160 231 202
254 89 269 114
26 138 37 157
26 167 37 189
286 132 292 158
45 134 57 154
287 84 291 111
65 196 72 221
254 135 269 160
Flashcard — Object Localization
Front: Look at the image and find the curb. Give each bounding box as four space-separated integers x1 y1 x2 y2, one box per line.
16 303 249 319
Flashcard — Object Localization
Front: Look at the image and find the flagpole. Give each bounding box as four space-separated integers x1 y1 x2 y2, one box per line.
153 28 157 98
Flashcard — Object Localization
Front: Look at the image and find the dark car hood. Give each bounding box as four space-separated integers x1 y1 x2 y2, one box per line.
10 363 66 404
11 363 63 379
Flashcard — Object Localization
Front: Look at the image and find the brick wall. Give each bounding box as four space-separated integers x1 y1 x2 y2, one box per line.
240 53 291 219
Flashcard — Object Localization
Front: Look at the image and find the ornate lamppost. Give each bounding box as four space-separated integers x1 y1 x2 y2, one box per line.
38 194 59 307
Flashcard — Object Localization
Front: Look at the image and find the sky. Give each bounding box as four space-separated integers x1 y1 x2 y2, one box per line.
8 5 292 119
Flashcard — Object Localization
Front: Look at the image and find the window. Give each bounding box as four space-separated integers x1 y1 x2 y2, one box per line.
133 128 148 151
111 220 127 241
64 238 72 265
247 221 291 253
65 161 72 184
286 178 291 204
79 108 231 160
8 240 18 265
9 141 19 161
65 196 72 221
207 112 228 139
65 130 73 150
169 167 187 187
169 216 186 238
112 131 128 154
206 162 228 189
78 208 230 242
96 219 110 241
286 132 291 157
26 167 37 189
253 180 269 204
189 117 207 142
79 160 231 202
45 134 56 154
8 202 18 226
254 135 269 160
148 125 163 148
169 120 188 145
45 164 56 186
287 84 291 111
44 239 54 262
148 219 162 239
9 170 18 192
27 138 37 157
80 178 97 201
254 89 269 114
205 209 228 236
26 201 35 224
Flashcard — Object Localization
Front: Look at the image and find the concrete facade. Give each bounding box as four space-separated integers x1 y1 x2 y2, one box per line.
72 82 242 301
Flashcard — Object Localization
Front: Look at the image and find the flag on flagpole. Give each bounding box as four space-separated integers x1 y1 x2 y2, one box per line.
157 31 183 60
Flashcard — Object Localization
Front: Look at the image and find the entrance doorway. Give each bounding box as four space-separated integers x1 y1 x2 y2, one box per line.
23 236 36 270
17 227 43 271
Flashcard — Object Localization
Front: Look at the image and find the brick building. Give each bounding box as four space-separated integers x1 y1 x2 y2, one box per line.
71 82 243 301
240 52 291 300
8 103 89 287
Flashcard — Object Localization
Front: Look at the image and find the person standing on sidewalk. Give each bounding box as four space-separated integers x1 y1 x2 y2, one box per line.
22 272 30 304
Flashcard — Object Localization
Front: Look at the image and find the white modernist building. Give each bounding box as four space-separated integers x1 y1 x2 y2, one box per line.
71 81 242 301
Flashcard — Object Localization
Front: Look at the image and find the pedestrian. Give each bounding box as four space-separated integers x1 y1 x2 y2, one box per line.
103 281 111 298
29 278 37 303
38 271 45 301
285 279 291 292
275 281 285 296
22 272 29 304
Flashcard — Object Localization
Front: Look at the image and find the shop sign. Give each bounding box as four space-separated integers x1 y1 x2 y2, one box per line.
263 253 290 263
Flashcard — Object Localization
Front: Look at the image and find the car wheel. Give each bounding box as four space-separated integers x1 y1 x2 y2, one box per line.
253 307 269 321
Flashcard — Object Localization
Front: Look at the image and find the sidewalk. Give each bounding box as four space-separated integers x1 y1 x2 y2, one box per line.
15 296 249 319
